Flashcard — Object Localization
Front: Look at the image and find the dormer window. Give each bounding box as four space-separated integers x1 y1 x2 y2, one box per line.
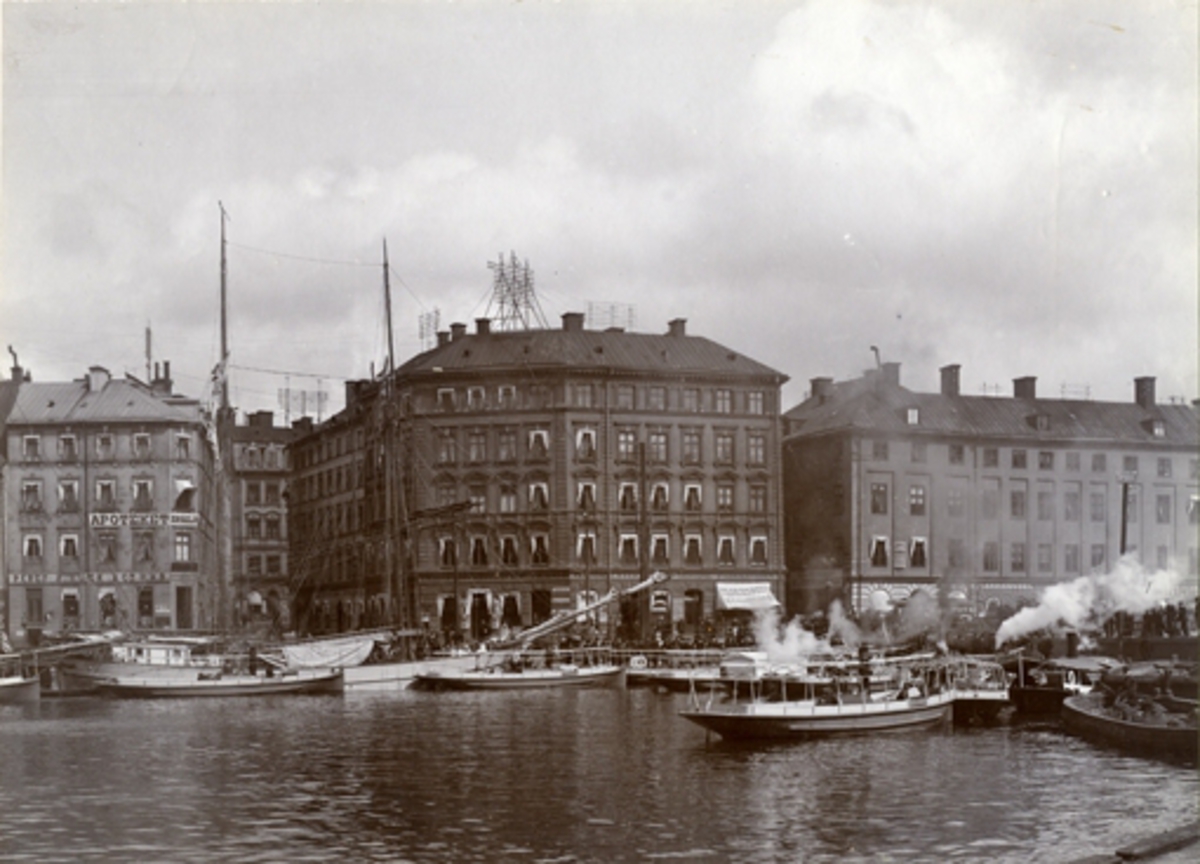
906 407 919 425
1034 414 1051 432
1149 419 1165 438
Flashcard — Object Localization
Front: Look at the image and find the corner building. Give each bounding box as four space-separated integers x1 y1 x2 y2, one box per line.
3 364 218 646
782 363 1199 615
289 314 788 641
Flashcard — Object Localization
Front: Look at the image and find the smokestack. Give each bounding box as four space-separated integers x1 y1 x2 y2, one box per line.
940 364 961 397
810 377 833 402
437 331 450 347
450 322 467 341
667 318 687 337
476 318 491 335
881 362 901 387
1013 376 1037 400
561 312 585 332
1134 376 1156 410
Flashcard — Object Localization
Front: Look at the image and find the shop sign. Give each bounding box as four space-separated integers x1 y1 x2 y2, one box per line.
89 512 199 528
8 572 172 585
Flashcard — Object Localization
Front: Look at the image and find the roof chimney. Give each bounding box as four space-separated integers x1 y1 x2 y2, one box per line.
667 318 687 337
940 364 961 397
1013 376 1037 400
436 331 450 347
1134 377 1156 410
561 312 585 332
881 361 901 387
151 360 173 396
475 318 491 335
810 377 834 402
450 322 467 341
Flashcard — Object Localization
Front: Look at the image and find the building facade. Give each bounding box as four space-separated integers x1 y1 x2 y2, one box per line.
289 314 789 641
782 363 1200 616
2 363 219 646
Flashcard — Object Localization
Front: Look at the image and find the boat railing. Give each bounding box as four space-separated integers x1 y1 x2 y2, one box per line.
615 648 726 671
475 645 614 673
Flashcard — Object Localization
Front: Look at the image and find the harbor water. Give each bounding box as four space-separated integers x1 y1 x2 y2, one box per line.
2 687 1196 863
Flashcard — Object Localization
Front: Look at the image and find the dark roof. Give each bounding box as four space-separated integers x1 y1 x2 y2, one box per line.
394 326 787 383
6 376 203 427
784 373 1199 448
0 378 21 458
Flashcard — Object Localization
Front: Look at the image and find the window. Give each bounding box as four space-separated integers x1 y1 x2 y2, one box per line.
23 535 43 558
651 482 669 511
1064 491 1081 522
1092 453 1107 473
651 535 669 565
22 436 40 460
467 386 485 409
1126 489 1139 523
266 555 281 575
437 388 456 411
173 531 192 563
616 428 637 461
870 483 889 515
1064 544 1080 573
716 485 734 512
909 485 926 516
529 482 549 511
747 391 765 415
983 448 999 468
872 440 889 461
1156 494 1171 524
436 483 457 508
439 537 457 568
647 386 666 411
684 484 702 512
1066 452 1081 472
1012 450 1027 469
97 434 114 459
911 441 926 463
500 536 519 565
468 430 487 463
750 536 768 565
1123 455 1138 474
577 481 596 511
684 535 702 565
717 536 735 566
499 484 517 514
96 479 117 510
1037 544 1053 573
247 514 262 538
59 435 78 461
497 385 516 408
575 428 596 460
1091 492 1106 522
714 389 732 414
528 429 549 459
981 488 998 520
948 490 964 517
1011 543 1026 573
1091 544 1106 571
60 534 79 559
983 542 1000 572
869 536 889 567
576 533 596 564
247 555 263 576
747 434 765 466
682 388 700 412
648 430 668 463
573 383 593 408
497 429 517 462
470 537 488 567
133 433 151 459
907 407 920 425
133 479 153 511
1039 451 1054 470
134 532 153 563
619 535 639 566
175 434 191 460
1011 490 1026 519
436 431 457 465
1157 458 1172 479
1037 491 1053 521
910 537 928 569
682 429 702 464
616 385 635 410
619 483 638 511
949 444 964 465
21 481 43 512
265 483 281 506
715 432 734 464
749 485 767 514
246 482 262 505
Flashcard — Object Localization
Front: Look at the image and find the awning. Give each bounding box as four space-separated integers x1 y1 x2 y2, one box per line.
716 582 780 611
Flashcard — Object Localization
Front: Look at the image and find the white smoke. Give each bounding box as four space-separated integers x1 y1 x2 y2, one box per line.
994 555 1192 648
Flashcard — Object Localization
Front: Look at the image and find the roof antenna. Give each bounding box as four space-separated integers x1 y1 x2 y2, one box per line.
870 345 881 369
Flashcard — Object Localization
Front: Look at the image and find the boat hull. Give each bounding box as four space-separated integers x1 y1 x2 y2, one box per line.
416 665 624 691
0 675 41 706
96 669 344 698
342 654 480 692
681 694 954 740
1062 693 1198 763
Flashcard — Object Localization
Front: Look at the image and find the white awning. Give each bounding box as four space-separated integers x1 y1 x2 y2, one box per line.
716 582 780 611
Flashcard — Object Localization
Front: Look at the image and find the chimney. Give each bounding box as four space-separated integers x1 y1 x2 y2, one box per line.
1134 376 1156 410
87 366 111 392
151 360 173 396
667 318 687 337
1013 376 1037 400
7 345 22 382
810 377 834 402
437 331 450 347
249 410 275 429
292 417 314 434
881 362 901 387
476 318 491 335
561 312 585 332
940 364 961 397
450 322 467 341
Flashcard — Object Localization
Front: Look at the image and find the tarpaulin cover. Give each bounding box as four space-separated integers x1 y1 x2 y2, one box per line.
282 635 377 669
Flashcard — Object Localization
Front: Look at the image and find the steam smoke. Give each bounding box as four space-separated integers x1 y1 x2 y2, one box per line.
994 555 1191 648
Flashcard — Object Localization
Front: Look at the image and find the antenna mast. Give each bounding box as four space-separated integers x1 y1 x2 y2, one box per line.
485 251 549 331
219 201 230 410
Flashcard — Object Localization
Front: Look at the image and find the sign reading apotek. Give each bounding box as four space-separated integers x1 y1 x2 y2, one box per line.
88 512 199 528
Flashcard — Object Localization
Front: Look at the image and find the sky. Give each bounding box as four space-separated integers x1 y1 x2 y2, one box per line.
2 0 1196 421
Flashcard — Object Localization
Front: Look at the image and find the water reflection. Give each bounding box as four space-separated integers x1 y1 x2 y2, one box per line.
2 690 1196 863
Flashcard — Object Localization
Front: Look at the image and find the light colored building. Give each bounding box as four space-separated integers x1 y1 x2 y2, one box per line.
289 314 789 642
2 363 219 646
782 363 1200 616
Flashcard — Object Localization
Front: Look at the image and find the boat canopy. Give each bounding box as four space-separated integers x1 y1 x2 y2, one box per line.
716 582 780 611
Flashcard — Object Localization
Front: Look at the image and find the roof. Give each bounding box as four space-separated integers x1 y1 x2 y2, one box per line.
5 375 204 428
784 373 1199 448
394 326 788 384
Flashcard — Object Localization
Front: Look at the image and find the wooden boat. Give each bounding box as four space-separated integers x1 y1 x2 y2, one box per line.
623 649 724 692
1 653 40 706
1062 691 1197 763
95 667 344 698
414 647 623 691
56 636 231 694
1008 655 1121 716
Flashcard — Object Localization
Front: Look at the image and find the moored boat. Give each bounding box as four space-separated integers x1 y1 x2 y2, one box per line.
95 667 344 698
414 647 622 691
1062 691 1197 764
1 653 40 706
1008 655 1121 716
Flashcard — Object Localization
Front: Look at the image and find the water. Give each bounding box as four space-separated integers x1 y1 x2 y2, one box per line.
1 689 1196 863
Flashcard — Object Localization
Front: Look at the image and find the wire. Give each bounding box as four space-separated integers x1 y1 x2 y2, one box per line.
227 240 377 269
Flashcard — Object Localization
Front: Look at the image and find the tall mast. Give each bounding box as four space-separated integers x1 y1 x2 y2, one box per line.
219 202 231 410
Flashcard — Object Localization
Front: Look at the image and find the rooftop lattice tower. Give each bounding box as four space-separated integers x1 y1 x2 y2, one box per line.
485 251 550 331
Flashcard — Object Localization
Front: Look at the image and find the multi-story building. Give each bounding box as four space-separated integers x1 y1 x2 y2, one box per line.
781 363 1200 616
230 410 296 634
289 314 789 642
2 363 219 646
